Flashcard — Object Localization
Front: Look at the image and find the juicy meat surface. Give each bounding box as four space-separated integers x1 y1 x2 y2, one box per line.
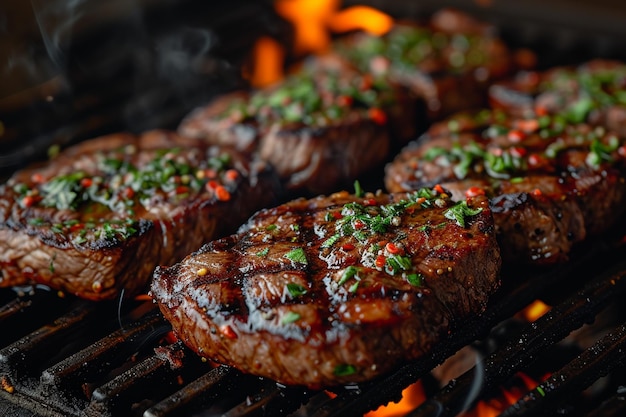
0 130 280 300
489 59 626 137
179 56 415 194
385 110 626 264
151 188 500 388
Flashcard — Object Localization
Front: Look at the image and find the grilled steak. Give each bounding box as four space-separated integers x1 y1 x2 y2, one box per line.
385 110 626 264
489 59 626 137
0 130 280 300
334 8 512 119
179 56 415 194
151 187 500 388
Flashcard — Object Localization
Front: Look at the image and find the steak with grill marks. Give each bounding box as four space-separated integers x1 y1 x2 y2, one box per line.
179 56 415 194
489 59 626 137
0 130 280 300
385 110 626 264
150 187 500 388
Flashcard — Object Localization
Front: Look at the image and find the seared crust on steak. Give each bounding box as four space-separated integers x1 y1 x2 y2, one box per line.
151 188 500 388
179 57 415 194
489 59 626 137
334 9 512 119
0 130 280 300
385 110 626 264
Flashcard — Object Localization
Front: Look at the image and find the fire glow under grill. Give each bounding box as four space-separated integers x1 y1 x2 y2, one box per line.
3 1 626 416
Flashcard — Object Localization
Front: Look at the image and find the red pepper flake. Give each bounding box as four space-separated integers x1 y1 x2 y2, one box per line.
415 197 426 205
206 180 219 191
532 188 542 196
375 255 386 268
134 294 153 301
175 185 189 195
528 153 547 167
225 169 239 181
368 108 387 125
215 186 231 202
363 198 377 206
220 324 238 339
205 168 217 179
69 223 84 232
535 105 549 116
507 129 525 143
434 184 445 194
31 173 45 184
21 196 37 207
80 178 93 188
510 147 527 158
360 75 373 91
332 211 343 220
164 331 179 344
342 243 355 251
336 95 353 107
353 219 365 230
465 186 486 198
123 187 135 199
385 242 403 255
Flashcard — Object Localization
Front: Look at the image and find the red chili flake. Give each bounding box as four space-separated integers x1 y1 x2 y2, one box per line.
175 185 189 195
532 188 542 196
215 186 231 202
535 105 549 116
134 294 153 301
220 324 238 339
332 211 343 219
507 129 525 143
618 146 626 158
336 95 353 107
225 169 239 181
514 119 539 133
123 187 135 199
353 219 365 229
363 198 377 206
385 242 403 255
465 186 486 198
368 108 387 125
31 173 45 184
375 255 386 268
434 184 445 194
21 196 36 207
69 223 84 232
360 75 373 91
415 197 426 205
342 243 355 251
528 153 547 167
164 331 179 344
80 178 93 188
206 180 219 191
510 147 527 158
205 168 218 179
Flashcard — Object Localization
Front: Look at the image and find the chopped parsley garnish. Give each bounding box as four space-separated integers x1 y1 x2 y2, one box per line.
385 254 412 275
334 364 357 376
586 135 619 167
265 224 278 231
286 283 307 297
444 201 483 228
256 248 270 257
407 273 423 287
282 311 301 324
284 247 308 264
338 266 359 286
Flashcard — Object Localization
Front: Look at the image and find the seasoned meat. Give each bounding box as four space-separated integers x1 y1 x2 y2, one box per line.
0 130 280 300
489 59 626 137
179 56 415 194
385 110 626 264
334 8 512 119
151 187 500 388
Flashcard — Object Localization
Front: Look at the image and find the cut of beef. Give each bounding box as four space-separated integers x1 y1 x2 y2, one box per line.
179 56 415 194
334 8 513 119
151 187 500 388
385 110 626 264
0 130 280 300
489 59 626 137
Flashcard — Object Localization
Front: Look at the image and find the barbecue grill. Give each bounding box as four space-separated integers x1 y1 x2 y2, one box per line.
3 1 626 416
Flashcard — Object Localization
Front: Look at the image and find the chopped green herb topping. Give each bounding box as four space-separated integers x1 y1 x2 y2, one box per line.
282 311 301 324
256 248 270 257
385 254 412 275
407 273 424 287
284 247 308 264
353 180 363 198
286 283 307 297
338 266 359 286
444 201 483 228
334 364 357 376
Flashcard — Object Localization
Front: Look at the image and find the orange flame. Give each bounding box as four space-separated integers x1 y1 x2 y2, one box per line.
248 0 393 87
519 300 551 322
365 381 426 417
